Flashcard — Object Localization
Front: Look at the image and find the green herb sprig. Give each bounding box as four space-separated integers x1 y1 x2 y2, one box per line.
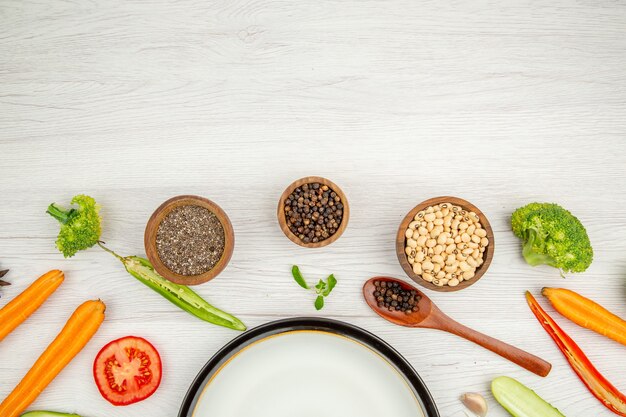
291 265 337 310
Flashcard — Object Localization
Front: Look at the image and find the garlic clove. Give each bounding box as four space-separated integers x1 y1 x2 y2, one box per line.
460 392 488 417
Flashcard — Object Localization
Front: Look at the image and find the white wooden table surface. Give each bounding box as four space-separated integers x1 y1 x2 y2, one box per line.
2 0 626 416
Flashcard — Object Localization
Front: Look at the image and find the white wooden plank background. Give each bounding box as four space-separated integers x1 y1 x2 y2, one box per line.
1 0 626 416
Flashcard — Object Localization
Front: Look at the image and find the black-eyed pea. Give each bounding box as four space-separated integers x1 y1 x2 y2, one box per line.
444 264 457 273
459 222 469 231
421 221 427 227
434 218 444 226
463 270 475 280
479 247 486 253
426 239 437 248
439 278 449 286
429 229 438 239
416 251 425 262
462 247 474 255
405 246 413 256
476 257 484 266
408 256 415 264
452 205 460 213
456 253 466 261
424 213 436 222
436 233 447 245
426 222 434 232
475 228 487 238
411 230 420 240
454 235 462 244
467 224 476 235
416 236 427 247
412 263 422 274
405 228 414 239
418 226 428 235
407 238 417 248
466 257 478 268
422 272 434 282
461 233 471 243
470 234 480 244
414 211 425 221
436 270 445 279
433 264 442 274
422 260 434 271
427 247 434 255
425 206 435 214
446 254 456 264
445 272 453 280
468 242 479 249
472 249 480 259
432 254 444 265
434 245 444 255
459 261 471 272
446 237 454 245
441 208 450 217
451 219 460 230
481 237 489 247
448 278 459 287
435 210 443 219
433 279 443 287
445 244 456 254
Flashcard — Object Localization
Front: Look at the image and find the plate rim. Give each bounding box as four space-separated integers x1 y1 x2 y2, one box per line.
178 317 440 417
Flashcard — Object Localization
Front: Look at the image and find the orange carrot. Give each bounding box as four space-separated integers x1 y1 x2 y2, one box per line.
0 270 64 342
0 300 105 417
542 287 626 347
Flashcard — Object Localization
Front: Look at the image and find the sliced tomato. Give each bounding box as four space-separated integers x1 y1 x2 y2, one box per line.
93 336 162 406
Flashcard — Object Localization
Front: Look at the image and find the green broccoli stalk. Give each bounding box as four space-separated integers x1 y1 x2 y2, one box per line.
46 195 101 258
511 202 593 274
46 195 246 331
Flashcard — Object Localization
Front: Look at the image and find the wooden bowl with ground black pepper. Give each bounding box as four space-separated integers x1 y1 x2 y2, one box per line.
277 176 349 248
396 196 494 292
144 195 234 285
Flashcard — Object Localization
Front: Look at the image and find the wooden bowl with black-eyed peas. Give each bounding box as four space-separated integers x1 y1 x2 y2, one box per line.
396 196 494 292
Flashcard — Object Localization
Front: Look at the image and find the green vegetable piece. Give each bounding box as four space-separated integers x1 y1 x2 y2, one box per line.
291 265 309 289
322 274 337 296
492 376 565 417
291 265 337 310
46 195 102 258
21 412 82 417
100 244 246 331
511 202 593 274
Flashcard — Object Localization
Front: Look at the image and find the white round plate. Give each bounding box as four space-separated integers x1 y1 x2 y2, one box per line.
179 318 439 417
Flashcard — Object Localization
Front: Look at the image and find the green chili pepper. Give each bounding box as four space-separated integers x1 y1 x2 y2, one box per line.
99 243 246 331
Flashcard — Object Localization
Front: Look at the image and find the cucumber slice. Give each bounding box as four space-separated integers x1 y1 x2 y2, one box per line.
492 376 565 417
21 412 82 417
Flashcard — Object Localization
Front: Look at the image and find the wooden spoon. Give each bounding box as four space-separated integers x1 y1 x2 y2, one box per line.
363 277 551 377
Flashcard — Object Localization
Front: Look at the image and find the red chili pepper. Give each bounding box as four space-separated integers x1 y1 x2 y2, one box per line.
526 291 626 416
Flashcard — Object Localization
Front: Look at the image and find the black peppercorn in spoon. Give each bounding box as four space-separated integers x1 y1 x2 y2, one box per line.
363 276 551 377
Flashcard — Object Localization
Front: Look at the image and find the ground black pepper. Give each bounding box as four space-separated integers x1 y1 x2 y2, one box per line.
156 205 225 276
373 280 421 314
284 182 344 244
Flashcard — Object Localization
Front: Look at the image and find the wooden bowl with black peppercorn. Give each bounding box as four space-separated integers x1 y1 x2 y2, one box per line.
277 176 349 248
144 195 235 286
396 196 494 292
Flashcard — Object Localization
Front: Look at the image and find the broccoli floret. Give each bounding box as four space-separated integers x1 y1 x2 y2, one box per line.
511 202 593 274
46 195 102 257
